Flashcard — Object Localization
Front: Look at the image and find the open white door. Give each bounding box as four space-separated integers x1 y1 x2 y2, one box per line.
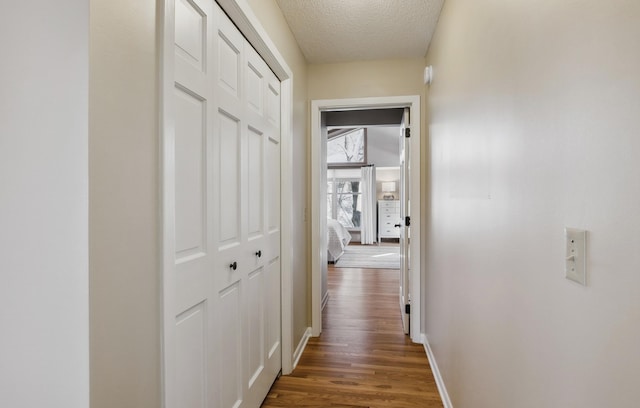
399 107 411 335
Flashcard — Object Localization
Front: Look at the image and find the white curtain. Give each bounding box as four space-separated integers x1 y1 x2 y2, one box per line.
360 165 376 244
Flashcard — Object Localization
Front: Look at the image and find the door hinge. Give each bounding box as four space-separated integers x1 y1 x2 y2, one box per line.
405 128 411 138
405 216 411 227
405 304 411 314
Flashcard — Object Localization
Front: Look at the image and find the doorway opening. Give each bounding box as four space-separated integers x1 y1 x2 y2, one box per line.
311 96 422 343
325 121 402 269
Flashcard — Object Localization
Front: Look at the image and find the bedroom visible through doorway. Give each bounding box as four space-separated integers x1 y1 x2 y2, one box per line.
324 111 403 266
325 126 402 269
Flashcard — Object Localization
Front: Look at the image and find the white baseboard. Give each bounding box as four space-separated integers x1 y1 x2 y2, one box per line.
292 327 312 370
321 290 330 311
422 334 453 408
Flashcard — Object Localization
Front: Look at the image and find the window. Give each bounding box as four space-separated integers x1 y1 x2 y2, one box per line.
328 178 361 229
327 128 366 166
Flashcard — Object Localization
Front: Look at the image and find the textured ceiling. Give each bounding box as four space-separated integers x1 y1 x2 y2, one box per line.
275 0 445 64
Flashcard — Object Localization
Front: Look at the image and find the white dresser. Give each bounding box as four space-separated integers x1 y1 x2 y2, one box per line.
378 200 400 240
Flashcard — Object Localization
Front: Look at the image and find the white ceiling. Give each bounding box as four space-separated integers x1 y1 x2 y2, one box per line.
275 0 445 64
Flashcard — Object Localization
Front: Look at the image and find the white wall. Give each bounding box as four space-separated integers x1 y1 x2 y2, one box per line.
425 0 640 406
247 0 311 346
89 0 160 406
376 167 400 201
0 2 89 407
309 59 426 101
367 127 400 168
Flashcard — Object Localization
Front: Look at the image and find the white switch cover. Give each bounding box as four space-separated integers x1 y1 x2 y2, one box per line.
565 228 587 285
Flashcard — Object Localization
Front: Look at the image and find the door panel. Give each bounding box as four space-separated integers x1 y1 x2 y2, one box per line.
267 83 280 130
174 85 209 313
217 110 242 246
214 4 281 408
262 73 281 405
174 86 206 260
175 303 207 408
266 137 281 269
218 39 239 95
246 63 264 115
247 267 265 388
172 2 216 406
247 127 264 239
267 138 280 233
218 283 243 408
213 10 249 407
175 0 205 71
216 11 243 100
266 258 281 359
399 107 410 335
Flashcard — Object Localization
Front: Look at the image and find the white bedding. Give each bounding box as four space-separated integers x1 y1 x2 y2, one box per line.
327 218 351 262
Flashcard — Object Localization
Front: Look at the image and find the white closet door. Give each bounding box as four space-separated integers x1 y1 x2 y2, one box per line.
212 7 282 407
167 1 281 408
212 9 246 408
241 41 282 408
172 0 216 407
245 62 282 404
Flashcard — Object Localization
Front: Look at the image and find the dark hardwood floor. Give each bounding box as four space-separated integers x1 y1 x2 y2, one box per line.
261 266 443 407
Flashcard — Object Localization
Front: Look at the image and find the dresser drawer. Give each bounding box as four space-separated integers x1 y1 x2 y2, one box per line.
379 206 399 215
378 200 400 209
381 219 396 227
380 213 398 222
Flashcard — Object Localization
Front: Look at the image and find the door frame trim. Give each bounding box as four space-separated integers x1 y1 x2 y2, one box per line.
311 96 421 343
159 1 295 406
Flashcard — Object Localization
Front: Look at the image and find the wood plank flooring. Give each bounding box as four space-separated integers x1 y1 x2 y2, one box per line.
261 266 443 407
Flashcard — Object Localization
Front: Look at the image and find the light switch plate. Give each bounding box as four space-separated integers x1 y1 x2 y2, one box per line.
565 228 587 285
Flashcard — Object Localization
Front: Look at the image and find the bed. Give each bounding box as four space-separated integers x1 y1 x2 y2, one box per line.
327 218 352 263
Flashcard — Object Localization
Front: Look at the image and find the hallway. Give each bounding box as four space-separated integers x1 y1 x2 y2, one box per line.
262 266 443 407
